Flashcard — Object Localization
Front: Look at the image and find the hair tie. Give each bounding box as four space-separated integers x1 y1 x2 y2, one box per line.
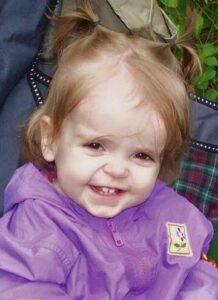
92 20 101 27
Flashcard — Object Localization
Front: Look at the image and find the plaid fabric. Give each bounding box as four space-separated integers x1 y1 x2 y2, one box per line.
174 145 218 226
174 145 218 260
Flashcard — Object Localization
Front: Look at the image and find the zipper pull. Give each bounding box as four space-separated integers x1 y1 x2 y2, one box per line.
107 220 124 247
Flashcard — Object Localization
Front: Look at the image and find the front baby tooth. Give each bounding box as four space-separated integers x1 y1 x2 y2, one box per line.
102 187 109 194
108 189 115 195
100 187 117 195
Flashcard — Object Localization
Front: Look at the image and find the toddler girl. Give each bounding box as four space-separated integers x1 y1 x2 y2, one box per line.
0 2 217 299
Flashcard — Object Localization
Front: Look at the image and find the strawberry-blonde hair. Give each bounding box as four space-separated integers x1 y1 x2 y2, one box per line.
23 0 201 184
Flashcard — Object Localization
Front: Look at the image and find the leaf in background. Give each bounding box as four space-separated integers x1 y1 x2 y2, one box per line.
204 56 218 66
196 81 208 90
204 89 218 100
198 68 216 85
159 0 179 8
202 44 218 58
195 14 204 40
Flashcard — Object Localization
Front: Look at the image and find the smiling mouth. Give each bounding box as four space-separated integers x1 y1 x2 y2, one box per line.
90 185 124 196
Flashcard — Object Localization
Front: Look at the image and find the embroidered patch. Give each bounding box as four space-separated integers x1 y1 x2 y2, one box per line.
166 223 192 256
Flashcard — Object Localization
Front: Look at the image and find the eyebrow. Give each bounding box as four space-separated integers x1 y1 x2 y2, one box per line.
74 129 111 141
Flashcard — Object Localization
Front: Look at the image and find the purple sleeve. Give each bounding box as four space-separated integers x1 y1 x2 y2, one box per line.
0 269 71 299
0 202 72 298
0 246 71 298
176 260 218 300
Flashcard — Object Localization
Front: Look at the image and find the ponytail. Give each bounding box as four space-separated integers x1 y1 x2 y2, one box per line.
176 7 202 92
51 0 99 57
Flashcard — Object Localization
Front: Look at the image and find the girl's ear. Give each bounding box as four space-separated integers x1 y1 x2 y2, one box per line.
40 116 56 162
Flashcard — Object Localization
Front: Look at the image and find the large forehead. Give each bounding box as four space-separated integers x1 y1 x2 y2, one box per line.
67 73 166 146
79 69 142 112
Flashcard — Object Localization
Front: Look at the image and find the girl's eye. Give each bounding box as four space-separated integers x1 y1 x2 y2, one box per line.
134 152 152 161
85 142 103 151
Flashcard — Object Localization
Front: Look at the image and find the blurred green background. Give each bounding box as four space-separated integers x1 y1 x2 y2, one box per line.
157 0 218 101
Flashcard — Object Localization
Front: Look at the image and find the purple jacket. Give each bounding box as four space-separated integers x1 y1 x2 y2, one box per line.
0 163 217 299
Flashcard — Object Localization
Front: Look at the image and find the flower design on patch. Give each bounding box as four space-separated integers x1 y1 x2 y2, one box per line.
174 227 187 251
166 223 192 256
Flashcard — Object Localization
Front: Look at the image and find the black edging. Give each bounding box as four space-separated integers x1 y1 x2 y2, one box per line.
191 140 218 154
27 0 59 106
28 56 52 106
190 94 218 111
190 94 218 154
33 66 52 86
27 56 44 106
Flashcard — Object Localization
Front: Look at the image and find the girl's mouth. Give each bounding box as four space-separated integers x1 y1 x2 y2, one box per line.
90 185 123 196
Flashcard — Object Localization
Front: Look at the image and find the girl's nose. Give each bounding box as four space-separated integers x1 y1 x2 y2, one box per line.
103 159 129 178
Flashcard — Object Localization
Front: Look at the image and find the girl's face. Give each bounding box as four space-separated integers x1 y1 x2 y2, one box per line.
41 70 166 217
